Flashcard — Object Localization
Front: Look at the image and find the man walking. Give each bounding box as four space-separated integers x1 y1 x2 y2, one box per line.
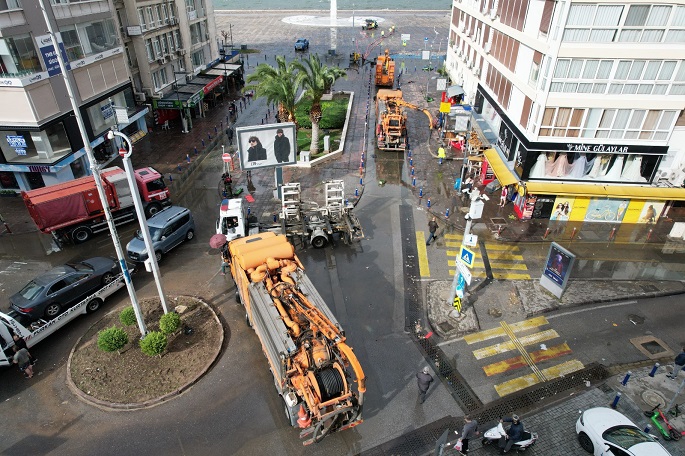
456 414 479 455
416 366 434 403
426 217 438 246
667 347 685 379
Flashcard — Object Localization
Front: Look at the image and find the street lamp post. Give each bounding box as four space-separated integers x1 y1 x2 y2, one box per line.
37 0 146 336
108 130 169 315
426 75 437 102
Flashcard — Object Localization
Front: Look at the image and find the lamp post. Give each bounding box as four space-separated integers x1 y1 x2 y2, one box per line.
173 64 188 133
37 0 146 336
108 130 169 315
426 75 437 102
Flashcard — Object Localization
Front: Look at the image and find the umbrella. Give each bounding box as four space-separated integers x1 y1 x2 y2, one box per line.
446 85 465 98
209 233 227 249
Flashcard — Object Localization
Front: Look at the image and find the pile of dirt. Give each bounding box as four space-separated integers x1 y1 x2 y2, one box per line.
69 296 222 405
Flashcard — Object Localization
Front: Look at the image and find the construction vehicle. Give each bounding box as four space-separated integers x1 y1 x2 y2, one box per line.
362 19 378 30
226 232 366 445
374 49 395 87
22 166 171 245
216 180 363 249
1 272 127 368
349 51 361 65
376 89 435 151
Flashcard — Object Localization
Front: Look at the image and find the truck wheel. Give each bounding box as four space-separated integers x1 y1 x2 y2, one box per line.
245 312 252 327
72 226 92 244
86 298 103 314
235 291 241 304
282 397 293 424
44 303 62 319
155 251 162 262
185 229 195 241
145 203 162 218
311 235 328 249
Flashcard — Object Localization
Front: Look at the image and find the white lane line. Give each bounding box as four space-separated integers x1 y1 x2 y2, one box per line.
546 300 638 320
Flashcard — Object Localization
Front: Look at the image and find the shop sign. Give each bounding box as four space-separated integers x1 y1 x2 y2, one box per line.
28 165 51 173
565 143 629 154
6 135 27 156
36 34 71 77
203 76 224 94
154 99 180 109
187 91 204 107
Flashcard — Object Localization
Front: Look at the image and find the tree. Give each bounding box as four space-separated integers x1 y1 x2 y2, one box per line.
292 54 346 154
245 56 299 126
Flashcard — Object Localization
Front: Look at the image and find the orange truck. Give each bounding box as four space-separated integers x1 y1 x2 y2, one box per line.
376 89 434 151
374 49 395 87
22 166 170 244
227 232 365 445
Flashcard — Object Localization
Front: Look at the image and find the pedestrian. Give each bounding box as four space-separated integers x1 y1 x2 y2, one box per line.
227 127 234 145
220 243 230 275
667 347 685 379
12 333 36 365
437 145 446 162
416 366 433 403
456 414 479 455
12 345 34 379
426 217 438 246
499 186 508 207
498 414 524 454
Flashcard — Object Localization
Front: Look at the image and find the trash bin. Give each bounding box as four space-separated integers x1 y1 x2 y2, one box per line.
240 44 247 50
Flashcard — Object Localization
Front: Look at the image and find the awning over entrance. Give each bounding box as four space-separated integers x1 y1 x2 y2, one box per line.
525 182 685 201
483 148 519 186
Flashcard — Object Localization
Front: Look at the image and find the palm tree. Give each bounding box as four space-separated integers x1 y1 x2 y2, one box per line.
292 54 346 154
244 56 299 126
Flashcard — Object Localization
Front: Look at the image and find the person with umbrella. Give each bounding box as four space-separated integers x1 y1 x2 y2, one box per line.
209 234 230 275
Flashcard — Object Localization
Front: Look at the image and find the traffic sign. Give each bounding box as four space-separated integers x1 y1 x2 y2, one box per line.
401 34 411 41
459 246 475 268
456 261 472 285
452 296 462 312
464 234 478 247
222 153 231 163
456 288 464 299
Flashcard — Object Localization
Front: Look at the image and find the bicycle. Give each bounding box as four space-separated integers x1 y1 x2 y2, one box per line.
644 404 682 441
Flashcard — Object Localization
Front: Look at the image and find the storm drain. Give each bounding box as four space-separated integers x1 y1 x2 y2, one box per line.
631 336 674 359
490 217 508 225
640 284 659 292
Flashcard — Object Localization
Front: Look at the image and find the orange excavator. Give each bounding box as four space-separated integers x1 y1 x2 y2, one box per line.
375 49 395 87
376 89 434 151
227 232 366 445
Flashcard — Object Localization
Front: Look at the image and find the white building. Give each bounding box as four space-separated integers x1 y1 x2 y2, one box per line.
446 0 685 222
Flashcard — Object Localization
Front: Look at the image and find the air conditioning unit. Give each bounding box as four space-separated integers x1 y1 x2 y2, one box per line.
134 92 146 102
490 8 499 20
143 87 156 97
186 74 194 82
484 42 492 54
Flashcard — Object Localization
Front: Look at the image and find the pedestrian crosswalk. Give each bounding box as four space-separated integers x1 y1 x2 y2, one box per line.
464 316 584 397
444 233 531 280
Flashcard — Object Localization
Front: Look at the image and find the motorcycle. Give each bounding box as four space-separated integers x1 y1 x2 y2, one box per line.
481 422 538 452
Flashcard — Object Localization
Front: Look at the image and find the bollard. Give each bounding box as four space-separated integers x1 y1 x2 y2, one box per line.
609 227 617 241
427 198 431 208
621 371 632 386
355 187 359 197
412 177 416 187
419 187 423 198
169 174 173 182
177 163 182 172
445 208 450 219
649 363 660 378
208 133 212 140
571 227 577 240
214 126 217 134
273 214 278 223
543 227 551 239
610 392 622 409
194 147 198 155
644 424 651 433
360 159 365 168
407 149 412 158
411 166 415 176
186 154 191 163
247 206 251 215
439 157 443 165
409 157 413 166
359 166 364 176
360 177 363 185
647 228 653 241
361 152 365 161
498 225 504 236
202 139 205 147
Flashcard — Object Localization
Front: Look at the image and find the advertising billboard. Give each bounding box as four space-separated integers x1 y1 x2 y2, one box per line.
235 123 297 170
540 242 576 298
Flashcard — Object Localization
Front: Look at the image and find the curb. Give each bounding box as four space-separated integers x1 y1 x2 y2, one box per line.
66 297 225 412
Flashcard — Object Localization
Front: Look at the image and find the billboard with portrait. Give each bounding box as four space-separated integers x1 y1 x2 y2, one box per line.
235 123 297 170
540 242 576 298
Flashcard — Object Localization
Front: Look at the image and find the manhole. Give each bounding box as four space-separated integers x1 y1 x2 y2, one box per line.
641 389 666 408
628 314 645 325
491 217 508 225
640 284 659 292
439 322 454 332
642 340 665 355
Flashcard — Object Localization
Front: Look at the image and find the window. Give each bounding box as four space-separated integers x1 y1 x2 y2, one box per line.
138 8 147 30
152 36 161 58
191 49 204 67
152 68 169 89
161 4 169 22
3 35 41 75
155 5 163 27
146 7 154 28
60 27 84 61
145 39 154 61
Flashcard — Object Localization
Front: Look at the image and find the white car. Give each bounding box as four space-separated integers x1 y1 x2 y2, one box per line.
576 407 672 456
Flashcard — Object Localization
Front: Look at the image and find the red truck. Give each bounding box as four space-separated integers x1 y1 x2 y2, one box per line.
22 166 171 244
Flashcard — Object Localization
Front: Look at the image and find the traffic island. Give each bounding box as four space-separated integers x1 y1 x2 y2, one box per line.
66 296 224 411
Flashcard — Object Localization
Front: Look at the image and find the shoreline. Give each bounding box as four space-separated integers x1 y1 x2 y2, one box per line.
214 9 451 13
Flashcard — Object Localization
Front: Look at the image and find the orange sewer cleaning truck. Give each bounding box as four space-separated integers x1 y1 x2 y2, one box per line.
227 232 366 445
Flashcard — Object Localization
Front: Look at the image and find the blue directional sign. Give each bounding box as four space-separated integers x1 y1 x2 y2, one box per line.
459 246 475 268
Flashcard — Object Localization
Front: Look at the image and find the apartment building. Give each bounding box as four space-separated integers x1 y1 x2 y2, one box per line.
446 0 685 223
0 0 218 192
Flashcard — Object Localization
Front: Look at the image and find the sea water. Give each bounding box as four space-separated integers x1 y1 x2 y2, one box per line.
214 0 452 11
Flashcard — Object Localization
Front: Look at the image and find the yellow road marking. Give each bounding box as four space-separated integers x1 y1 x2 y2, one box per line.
502 321 546 381
485 252 524 261
416 231 430 277
494 360 585 397
493 272 532 280
449 270 488 279
472 329 559 359
483 343 573 376
464 316 550 344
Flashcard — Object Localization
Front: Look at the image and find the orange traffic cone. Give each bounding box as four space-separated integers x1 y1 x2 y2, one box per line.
297 405 311 428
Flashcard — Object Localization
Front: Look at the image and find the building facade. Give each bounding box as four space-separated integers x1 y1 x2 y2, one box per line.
446 0 685 223
0 0 220 192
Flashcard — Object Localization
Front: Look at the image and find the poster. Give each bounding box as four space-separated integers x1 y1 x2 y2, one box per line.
550 197 575 221
540 242 576 298
637 201 665 224
235 123 297 170
583 198 629 223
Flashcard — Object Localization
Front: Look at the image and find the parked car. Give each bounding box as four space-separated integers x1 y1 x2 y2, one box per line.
9 257 122 320
576 407 672 456
127 205 195 263
294 38 309 51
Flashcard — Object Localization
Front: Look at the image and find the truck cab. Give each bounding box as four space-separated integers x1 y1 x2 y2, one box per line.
216 198 255 242
133 167 171 217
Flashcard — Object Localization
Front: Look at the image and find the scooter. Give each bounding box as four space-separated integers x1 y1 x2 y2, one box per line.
481 422 538 452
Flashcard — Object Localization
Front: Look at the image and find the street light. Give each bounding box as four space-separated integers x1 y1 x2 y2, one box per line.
37 0 146 336
426 75 438 102
108 130 169 315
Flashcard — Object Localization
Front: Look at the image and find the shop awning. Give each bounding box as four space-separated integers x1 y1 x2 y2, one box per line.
525 182 685 201
483 148 519 186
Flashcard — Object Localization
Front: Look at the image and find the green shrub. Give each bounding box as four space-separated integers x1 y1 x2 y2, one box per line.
295 96 348 129
119 306 137 326
97 326 128 353
159 312 181 335
139 331 167 357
